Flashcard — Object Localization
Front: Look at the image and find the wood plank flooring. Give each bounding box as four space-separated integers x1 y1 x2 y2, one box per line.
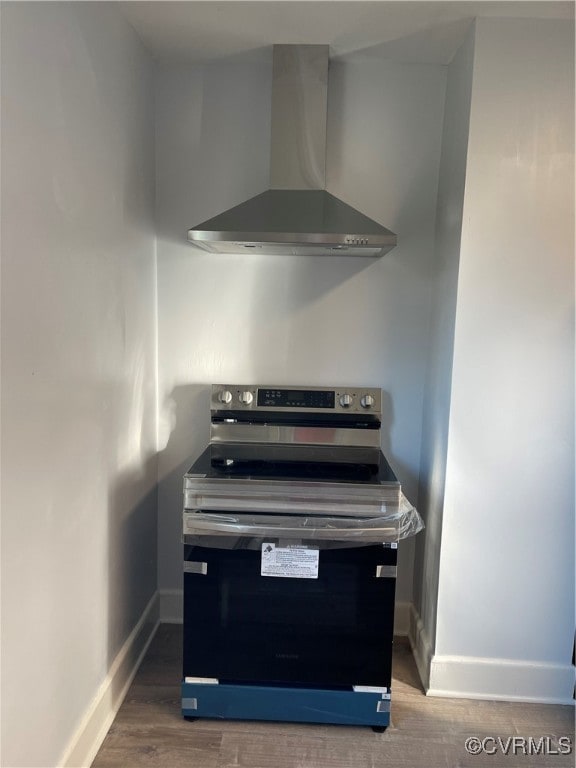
92 624 574 768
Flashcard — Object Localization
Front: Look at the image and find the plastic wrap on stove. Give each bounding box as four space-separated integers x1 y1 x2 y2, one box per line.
184 477 401 519
182 492 423 549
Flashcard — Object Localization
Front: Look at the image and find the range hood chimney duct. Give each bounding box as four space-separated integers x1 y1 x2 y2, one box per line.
187 45 397 257
270 45 328 191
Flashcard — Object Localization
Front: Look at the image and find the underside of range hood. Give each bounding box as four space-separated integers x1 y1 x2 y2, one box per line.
187 45 397 257
189 190 397 257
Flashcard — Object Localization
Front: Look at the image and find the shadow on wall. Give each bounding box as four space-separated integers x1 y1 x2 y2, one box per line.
241 253 382 384
380 389 394 467
378 388 419 500
156 384 212 595
249 252 378 312
107 451 158 672
334 18 473 66
159 383 212 479
155 47 273 247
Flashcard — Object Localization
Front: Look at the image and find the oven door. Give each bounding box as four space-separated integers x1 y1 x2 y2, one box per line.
183 541 397 689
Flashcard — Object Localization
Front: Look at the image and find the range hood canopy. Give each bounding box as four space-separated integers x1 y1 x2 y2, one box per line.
187 45 397 257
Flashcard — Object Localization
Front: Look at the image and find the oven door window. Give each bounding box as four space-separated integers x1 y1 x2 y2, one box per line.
183 544 396 688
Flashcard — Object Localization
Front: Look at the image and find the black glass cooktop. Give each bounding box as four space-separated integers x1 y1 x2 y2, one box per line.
187 447 398 486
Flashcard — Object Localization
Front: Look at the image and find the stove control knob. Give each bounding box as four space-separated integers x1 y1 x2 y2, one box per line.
360 394 375 409
218 390 233 404
339 393 353 408
239 390 253 405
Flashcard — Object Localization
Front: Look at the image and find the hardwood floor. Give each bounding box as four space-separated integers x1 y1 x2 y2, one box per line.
92 624 574 768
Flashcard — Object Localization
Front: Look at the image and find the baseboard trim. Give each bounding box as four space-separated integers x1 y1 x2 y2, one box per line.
59 592 160 768
428 654 576 705
407 603 574 704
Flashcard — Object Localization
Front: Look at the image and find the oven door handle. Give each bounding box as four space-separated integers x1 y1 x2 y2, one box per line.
183 561 208 575
375 565 397 579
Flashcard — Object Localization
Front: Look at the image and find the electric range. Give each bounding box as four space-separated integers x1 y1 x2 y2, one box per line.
181 384 422 731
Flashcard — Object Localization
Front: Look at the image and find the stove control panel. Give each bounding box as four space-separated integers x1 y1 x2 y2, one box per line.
259 388 335 409
211 385 382 415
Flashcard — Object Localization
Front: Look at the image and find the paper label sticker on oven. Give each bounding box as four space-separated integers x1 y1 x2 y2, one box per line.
261 543 319 579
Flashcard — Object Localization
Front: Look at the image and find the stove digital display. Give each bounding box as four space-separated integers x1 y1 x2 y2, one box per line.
257 389 335 409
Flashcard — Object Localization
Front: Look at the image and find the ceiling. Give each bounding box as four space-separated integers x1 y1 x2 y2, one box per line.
120 1 574 65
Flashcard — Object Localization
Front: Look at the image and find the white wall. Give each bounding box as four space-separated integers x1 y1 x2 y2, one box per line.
413 25 475 676
327 55 447 603
0 4 157 766
155 52 447 608
155 54 273 601
432 18 574 702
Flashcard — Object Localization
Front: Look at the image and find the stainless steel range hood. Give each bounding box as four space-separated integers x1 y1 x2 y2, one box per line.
187 45 397 257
